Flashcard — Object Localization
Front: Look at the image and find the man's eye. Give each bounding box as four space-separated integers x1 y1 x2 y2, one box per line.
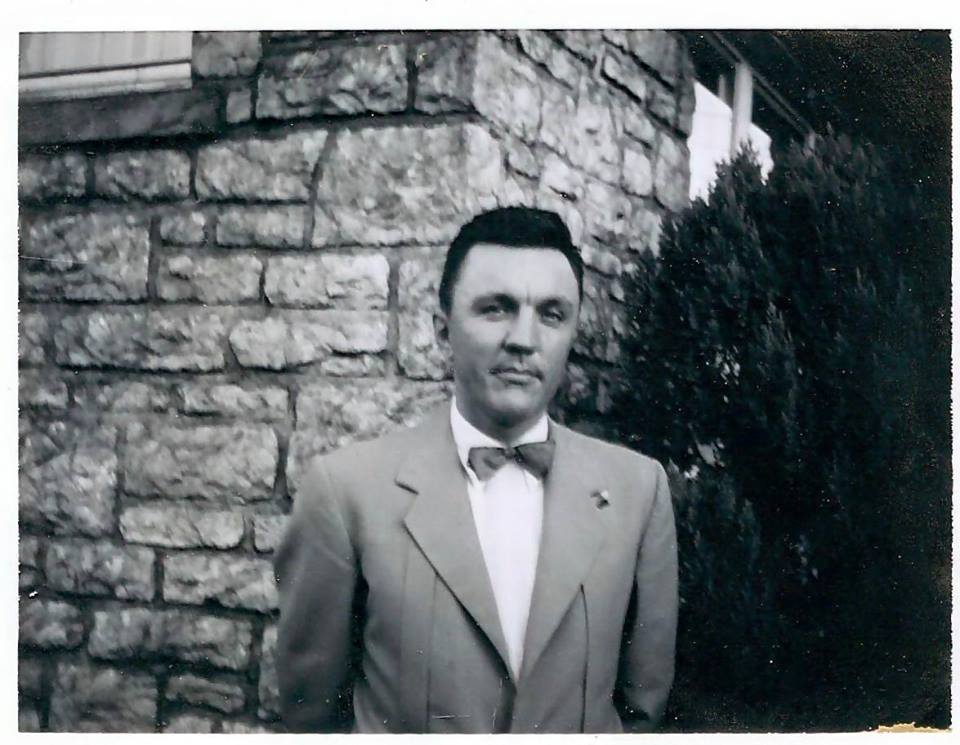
541 308 566 323
480 305 505 316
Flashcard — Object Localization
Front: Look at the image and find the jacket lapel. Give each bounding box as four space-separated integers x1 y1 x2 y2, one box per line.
520 422 609 682
397 406 512 674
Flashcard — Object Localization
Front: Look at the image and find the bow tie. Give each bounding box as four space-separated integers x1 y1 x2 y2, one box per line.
467 438 556 481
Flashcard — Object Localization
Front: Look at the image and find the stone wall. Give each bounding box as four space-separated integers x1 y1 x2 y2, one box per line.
18 30 693 732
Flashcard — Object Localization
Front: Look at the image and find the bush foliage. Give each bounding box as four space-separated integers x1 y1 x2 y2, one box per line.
616 132 950 730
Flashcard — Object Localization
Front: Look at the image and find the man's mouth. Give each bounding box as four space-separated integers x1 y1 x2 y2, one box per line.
491 367 541 384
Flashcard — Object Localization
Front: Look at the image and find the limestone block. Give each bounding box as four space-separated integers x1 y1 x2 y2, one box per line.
192 32 261 78
312 123 502 246
654 133 690 213
611 30 680 87
226 88 253 124
579 178 634 248
124 422 278 502
94 150 190 200
516 30 581 88
318 355 387 377
88 607 253 670
257 624 279 719
622 145 654 197
18 371 69 410
19 536 42 590
19 151 86 201
19 421 117 536
229 311 389 370
49 661 156 732
158 252 262 303
163 552 278 611
602 48 648 102
570 85 622 184
21 212 149 301
19 599 84 649
629 204 664 255
574 274 625 363
73 381 173 412
414 34 474 113
54 308 229 372
179 383 288 421
539 81 577 156
216 205 306 248
19 658 44 699
196 129 328 201
19 311 47 365
252 514 288 553
159 211 207 245
553 30 605 63
45 539 155 600
504 137 541 179
648 79 678 126
580 244 625 277
163 713 216 733
257 43 406 119
295 379 449 438
618 102 658 146
120 505 245 549
539 80 622 184
397 254 449 381
166 673 246 713
539 152 586 200
265 254 389 309
472 34 542 143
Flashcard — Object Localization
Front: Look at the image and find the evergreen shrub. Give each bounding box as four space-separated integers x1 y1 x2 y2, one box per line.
616 132 950 730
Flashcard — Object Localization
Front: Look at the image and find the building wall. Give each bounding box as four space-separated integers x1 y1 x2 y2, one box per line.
18 30 694 733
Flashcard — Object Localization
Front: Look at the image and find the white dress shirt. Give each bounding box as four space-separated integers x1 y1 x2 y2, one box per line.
450 398 548 681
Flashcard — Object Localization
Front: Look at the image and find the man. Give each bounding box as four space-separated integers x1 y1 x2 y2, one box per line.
275 206 678 734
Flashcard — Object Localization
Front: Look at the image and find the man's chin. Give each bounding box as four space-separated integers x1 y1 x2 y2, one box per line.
487 396 548 429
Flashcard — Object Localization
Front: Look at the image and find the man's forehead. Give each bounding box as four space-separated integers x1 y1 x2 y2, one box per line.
457 243 579 298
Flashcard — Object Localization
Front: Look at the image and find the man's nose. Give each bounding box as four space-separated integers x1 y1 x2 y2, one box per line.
503 306 539 352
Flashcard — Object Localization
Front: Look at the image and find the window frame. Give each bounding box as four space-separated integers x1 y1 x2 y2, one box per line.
18 31 194 103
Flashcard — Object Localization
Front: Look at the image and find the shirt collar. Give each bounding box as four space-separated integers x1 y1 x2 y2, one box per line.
450 396 550 475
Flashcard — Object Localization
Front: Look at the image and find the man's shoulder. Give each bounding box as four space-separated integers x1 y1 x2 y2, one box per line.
553 423 668 519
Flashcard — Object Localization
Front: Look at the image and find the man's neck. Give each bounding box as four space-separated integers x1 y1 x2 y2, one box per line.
452 397 547 446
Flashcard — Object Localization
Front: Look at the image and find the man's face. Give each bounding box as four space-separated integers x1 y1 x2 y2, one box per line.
436 243 580 441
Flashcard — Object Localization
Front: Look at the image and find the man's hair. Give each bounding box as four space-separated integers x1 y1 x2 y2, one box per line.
438 206 584 314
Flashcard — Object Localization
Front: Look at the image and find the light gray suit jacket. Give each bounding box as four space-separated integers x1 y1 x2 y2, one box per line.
274 404 678 733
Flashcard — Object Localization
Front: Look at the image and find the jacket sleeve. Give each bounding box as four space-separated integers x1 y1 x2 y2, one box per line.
274 458 361 733
616 459 679 732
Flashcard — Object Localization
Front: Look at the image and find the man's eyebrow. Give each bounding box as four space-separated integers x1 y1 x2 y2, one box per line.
537 296 575 308
471 292 517 306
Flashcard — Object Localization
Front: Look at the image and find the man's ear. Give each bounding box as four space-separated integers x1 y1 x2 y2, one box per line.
433 311 450 347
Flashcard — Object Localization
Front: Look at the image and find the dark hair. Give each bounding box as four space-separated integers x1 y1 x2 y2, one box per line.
438 206 584 313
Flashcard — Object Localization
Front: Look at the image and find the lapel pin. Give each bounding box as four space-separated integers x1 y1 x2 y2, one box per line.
591 489 610 509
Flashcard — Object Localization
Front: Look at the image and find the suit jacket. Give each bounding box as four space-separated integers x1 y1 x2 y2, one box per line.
274 404 678 734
